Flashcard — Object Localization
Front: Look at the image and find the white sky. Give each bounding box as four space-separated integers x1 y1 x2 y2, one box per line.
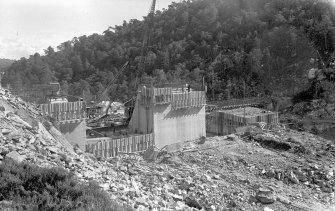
0 0 176 60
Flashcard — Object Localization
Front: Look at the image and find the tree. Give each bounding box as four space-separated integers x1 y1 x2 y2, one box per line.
3 0 335 100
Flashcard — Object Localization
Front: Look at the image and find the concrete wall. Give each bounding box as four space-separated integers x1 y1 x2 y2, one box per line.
153 104 205 148
85 133 154 157
128 92 154 134
206 108 278 136
58 120 87 150
128 88 206 149
39 101 86 121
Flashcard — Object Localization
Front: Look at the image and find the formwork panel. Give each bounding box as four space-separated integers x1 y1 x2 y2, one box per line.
206 107 278 136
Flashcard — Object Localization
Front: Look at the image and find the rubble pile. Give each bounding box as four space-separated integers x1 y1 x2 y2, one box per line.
105 156 227 210
0 88 114 191
0 88 247 210
261 164 335 193
1 86 335 210
256 138 335 191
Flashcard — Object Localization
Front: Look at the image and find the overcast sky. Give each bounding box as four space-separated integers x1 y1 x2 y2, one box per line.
0 0 176 60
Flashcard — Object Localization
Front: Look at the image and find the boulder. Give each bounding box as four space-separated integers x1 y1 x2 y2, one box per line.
6 151 26 163
322 186 333 193
255 187 275 204
1 128 11 135
294 169 308 182
47 147 60 154
99 183 110 191
11 134 22 143
83 171 95 179
119 166 127 172
276 195 291 205
200 174 212 182
288 171 299 184
184 197 202 209
171 194 183 202
171 201 188 210
135 197 148 207
179 178 194 190
142 146 159 162
266 169 275 178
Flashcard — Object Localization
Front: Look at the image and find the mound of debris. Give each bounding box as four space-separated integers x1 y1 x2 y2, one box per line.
94 126 335 210
261 164 335 193
0 88 116 191
1 87 335 210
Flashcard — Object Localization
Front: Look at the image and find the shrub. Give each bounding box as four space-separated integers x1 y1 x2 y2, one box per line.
0 159 133 211
292 86 314 104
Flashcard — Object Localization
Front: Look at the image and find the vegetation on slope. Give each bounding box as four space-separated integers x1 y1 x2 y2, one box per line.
2 0 335 102
0 159 132 211
0 58 14 73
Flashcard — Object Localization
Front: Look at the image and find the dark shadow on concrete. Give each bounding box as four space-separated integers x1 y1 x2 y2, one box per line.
59 121 81 133
163 106 203 119
154 104 169 113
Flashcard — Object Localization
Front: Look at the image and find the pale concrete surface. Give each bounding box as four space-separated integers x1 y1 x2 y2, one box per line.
154 104 206 148
58 120 87 150
129 86 206 149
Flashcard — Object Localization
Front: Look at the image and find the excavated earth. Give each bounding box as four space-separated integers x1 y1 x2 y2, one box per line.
1 87 335 210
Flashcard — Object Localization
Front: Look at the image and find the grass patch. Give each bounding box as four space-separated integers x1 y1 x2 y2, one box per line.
0 159 133 211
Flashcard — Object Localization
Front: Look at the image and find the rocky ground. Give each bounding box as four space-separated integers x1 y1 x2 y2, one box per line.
103 127 335 211
1 87 335 210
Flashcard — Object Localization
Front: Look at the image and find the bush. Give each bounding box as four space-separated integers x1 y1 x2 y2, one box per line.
292 86 315 104
0 159 133 211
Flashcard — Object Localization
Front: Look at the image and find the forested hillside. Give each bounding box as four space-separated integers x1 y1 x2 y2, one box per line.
0 59 14 72
2 0 335 102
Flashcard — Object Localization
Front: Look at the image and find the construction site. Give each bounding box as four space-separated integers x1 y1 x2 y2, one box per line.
0 0 282 155
2 0 335 210
5 65 335 210
14 78 279 158
2 76 335 211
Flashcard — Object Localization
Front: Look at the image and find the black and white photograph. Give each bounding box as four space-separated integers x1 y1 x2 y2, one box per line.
1 0 335 210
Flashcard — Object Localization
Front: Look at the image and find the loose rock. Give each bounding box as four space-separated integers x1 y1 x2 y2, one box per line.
256 188 275 204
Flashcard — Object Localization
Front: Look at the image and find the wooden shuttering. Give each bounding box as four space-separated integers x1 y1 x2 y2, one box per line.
206 110 279 136
85 133 154 158
139 87 206 109
140 87 172 106
212 97 265 109
171 91 206 110
154 88 172 104
39 101 86 121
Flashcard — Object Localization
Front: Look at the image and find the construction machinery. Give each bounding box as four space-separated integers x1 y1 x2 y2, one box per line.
86 0 157 134
137 0 156 83
89 0 157 118
87 61 129 120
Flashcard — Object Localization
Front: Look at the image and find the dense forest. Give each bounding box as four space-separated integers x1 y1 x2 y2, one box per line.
2 0 335 102
0 59 14 72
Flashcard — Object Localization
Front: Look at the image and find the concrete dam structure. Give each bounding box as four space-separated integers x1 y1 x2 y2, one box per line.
39 101 87 149
129 85 206 148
